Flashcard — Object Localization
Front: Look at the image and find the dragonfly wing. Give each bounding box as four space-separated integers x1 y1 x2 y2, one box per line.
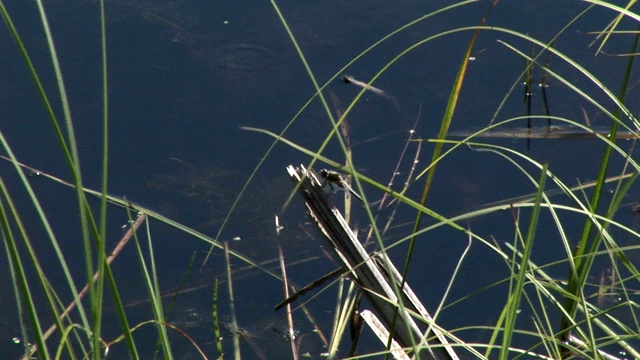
342 182 363 202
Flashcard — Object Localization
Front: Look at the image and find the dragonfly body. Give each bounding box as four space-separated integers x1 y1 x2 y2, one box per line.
342 75 392 100
319 169 363 202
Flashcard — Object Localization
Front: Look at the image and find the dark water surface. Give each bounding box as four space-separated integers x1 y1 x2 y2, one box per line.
1 0 640 358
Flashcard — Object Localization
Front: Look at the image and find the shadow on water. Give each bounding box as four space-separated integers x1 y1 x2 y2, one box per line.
146 157 290 234
146 157 238 227
214 44 274 72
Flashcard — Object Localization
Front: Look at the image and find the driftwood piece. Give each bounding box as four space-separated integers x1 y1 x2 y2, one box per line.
287 165 458 360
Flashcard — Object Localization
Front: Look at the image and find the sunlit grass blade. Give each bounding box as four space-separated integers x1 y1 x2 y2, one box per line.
500 164 547 359
30 2 102 350
558 24 640 347
103 261 139 358
326 279 361 358
585 0 640 55
0 178 50 359
416 0 499 212
97 0 111 355
133 219 173 359
395 11 501 350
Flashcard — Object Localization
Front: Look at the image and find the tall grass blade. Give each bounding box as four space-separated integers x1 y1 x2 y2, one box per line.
133 220 173 359
104 261 139 358
0 2 93 339
96 0 110 356
558 23 640 347
500 164 548 359
0 179 50 359
224 242 241 360
28 5 102 353
212 279 224 358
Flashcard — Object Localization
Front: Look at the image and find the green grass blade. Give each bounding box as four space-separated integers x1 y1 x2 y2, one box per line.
0 180 50 359
0 0 100 351
133 219 173 359
558 23 640 345
500 164 548 359
212 279 224 358
104 260 139 358
96 0 110 355
29 10 99 341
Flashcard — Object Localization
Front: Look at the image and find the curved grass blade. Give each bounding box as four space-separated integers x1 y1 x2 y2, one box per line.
558 24 640 348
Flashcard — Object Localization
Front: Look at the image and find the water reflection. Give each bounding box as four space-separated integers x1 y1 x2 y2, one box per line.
166 303 308 360
103 0 200 30
450 126 640 139
224 323 269 360
169 306 210 330
147 158 237 228
215 44 274 72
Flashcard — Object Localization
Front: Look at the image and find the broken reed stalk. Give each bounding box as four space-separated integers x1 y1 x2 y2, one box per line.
286 164 458 360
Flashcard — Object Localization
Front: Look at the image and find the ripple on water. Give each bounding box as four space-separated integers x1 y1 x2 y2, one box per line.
215 44 274 72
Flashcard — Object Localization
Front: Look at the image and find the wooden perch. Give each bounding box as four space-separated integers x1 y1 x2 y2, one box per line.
287 164 458 360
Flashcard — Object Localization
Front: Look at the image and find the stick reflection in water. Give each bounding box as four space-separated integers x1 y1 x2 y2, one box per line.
449 126 640 139
224 323 268 360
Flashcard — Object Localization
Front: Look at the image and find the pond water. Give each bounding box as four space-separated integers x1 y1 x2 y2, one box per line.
1 0 640 358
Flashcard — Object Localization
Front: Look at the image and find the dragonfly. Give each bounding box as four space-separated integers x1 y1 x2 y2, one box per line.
319 169 364 202
342 75 394 100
